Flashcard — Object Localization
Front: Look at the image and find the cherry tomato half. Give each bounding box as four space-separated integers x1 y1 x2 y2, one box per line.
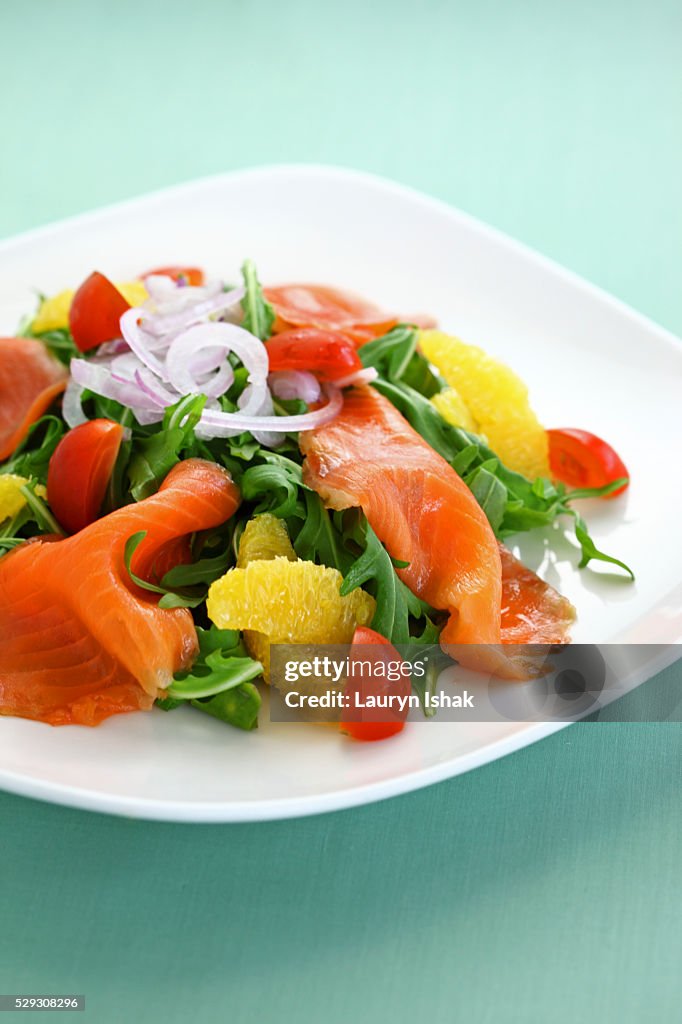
141 265 205 286
264 283 398 345
340 626 410 742
69 272 131 352
266 327 363 382
547 428 629 497
47 419 125 533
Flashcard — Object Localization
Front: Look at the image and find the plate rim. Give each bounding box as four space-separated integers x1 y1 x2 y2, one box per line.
2 643 679 821
1 163 680 822
0 721 570 822
2 162 680 354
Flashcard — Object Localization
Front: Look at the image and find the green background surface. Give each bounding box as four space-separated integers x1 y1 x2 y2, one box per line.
1 2 681 1022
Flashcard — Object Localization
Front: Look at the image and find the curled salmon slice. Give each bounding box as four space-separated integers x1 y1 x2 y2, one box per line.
301 386 573 678
0 459 240 726
0 337 68 461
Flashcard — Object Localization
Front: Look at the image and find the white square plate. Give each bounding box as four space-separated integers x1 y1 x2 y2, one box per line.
0 166 680 821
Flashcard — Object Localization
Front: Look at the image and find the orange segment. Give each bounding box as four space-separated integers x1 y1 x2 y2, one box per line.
208 516 375 681
419 329 549 480
236 513 297 567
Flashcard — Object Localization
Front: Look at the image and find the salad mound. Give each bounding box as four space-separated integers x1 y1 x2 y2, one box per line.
0 262 632 740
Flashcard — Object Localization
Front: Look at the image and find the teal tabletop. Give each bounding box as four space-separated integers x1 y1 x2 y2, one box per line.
1 2 681 1022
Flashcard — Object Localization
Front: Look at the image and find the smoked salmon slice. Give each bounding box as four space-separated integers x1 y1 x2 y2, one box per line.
0 459 240 726
499 545 574 645
0 337 68 461
301 386 574 675
264 284 398 345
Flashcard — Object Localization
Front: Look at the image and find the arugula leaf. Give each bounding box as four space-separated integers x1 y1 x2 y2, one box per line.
241 454 304 518
372 378 464 460
292 491 351 573
340 521 438 645
192 684 261 730
160 551 230 588
223 434 261 462
128 434 184 500
0 477 64 558
159 626 263 731
358 325 417 379
169 653 262 700
1 415 65 484
240 259 275 341
0 537 27 555
20 314 79 366
567 508 635 577
463 462 508 533
400 352 445 397
127 395 205 500
18 482 64 536
450 444 481 476
28 327 79 366
358 325 444 397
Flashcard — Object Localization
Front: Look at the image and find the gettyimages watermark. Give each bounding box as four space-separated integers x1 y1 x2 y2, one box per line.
269 643 681 724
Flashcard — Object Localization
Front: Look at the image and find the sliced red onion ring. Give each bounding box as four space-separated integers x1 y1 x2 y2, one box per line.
189 345 236 398
110 351 147 380
133 369 178 408
62 378 87 428
143 275 178 301
195 385 343 440
109 353 178 408
333 367 379 388
188 345 228 375
70 358 162 413
239 385 282 447
65 276 345 443
144 276 222 308
141 285 244 336
120 308 169 381
166 321 268 399
195 362 235 400
269 370 321 404
133 407 166 426
97 338 130 358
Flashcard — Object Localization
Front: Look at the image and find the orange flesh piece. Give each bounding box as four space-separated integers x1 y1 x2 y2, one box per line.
0 460 240 726
0 337 68 460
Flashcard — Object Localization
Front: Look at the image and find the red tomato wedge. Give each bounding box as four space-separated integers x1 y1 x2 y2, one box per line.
340 626 410 741
264 283 398 345
141 265 204 286
47 419 125 534
266 327 363 382
69 272 131 352
547 428 629 497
